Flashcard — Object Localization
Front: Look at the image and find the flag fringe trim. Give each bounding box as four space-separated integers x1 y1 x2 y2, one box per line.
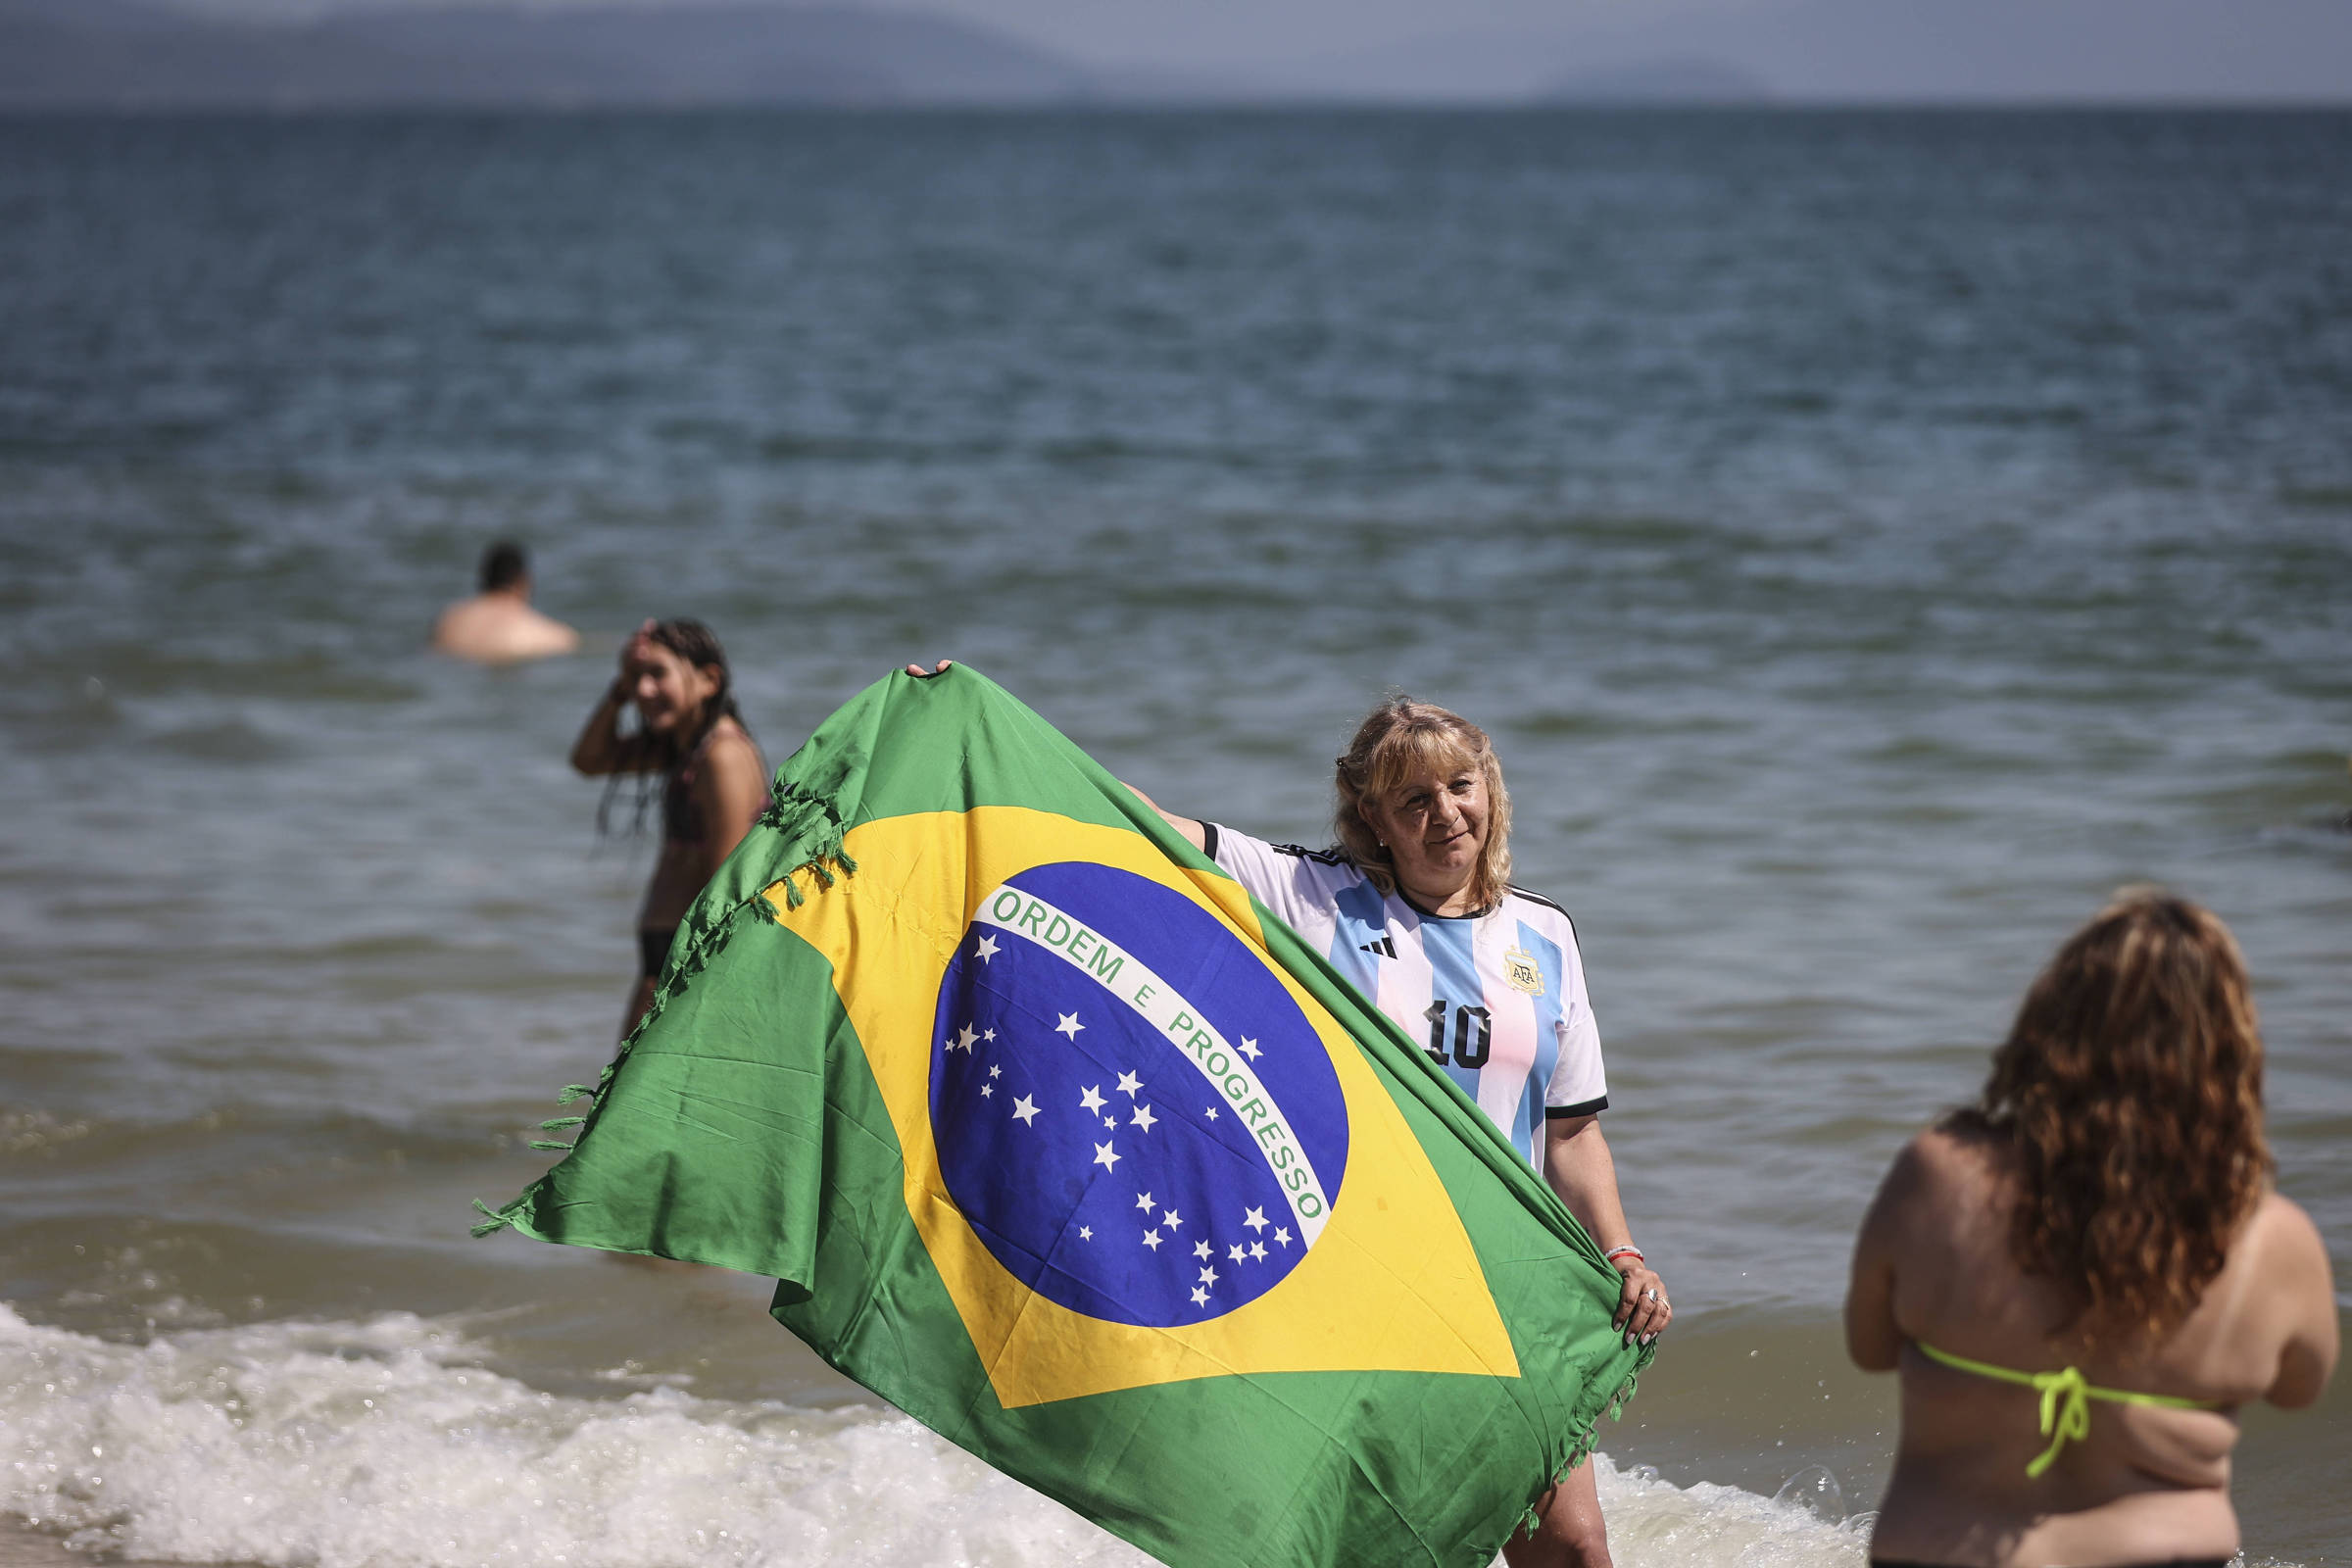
757 781 859 907
472 779 860 1239
1513 1362 1647 1540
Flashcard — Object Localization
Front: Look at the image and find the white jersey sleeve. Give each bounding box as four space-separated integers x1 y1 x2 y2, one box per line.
1541 922 1606 1116
1201 823 1353 955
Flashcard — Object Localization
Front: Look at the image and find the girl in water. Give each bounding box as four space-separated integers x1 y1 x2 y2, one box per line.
572 619 767 1033
1846 891 2336 1568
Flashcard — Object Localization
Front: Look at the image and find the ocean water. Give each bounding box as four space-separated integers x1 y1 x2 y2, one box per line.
1 108 2348 1567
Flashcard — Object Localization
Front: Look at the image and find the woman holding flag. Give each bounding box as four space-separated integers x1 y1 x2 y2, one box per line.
1135 692 1668 1568
903 663 1663 1563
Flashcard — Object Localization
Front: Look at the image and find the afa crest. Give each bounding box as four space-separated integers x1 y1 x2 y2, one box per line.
1503 946 1545 996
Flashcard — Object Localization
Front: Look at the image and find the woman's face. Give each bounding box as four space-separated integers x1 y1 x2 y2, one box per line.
1363 760 1490 906
626 639 720 735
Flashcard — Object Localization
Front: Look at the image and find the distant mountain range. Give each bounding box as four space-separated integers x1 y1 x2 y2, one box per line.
1251 0 2352 104
4 0 2346 110
0 0 1092 108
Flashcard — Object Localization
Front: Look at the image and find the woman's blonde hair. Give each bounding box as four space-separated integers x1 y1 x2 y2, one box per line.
1947 890 2272 1345
1331 697 1513 911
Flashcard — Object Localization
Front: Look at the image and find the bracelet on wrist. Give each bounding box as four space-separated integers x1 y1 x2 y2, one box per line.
1602 1245 1644 1267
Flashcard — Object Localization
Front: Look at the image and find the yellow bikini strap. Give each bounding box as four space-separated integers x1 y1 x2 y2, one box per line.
1913 1343 2155 1479
2024 1365 2093 1478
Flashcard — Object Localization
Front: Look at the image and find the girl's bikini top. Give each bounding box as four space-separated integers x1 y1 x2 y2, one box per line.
1913 1341 2225 1478
662 726 717 845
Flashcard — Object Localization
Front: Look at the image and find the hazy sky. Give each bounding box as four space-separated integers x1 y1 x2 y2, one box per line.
179 0 2352 100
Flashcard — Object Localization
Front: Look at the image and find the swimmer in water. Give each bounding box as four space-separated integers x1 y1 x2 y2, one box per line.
1846 890 2336 1568
571 619 767 1034
430 541 579 663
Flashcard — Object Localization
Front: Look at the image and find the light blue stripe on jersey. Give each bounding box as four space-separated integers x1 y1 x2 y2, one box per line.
1513 919 1568 1156
1325 879 1388 998
1420 916 1511 1152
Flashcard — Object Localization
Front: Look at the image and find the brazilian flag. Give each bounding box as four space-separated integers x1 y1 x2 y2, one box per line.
478 666 1651 1568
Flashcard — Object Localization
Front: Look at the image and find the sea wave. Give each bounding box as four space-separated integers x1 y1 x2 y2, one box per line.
1 1302 1883 1568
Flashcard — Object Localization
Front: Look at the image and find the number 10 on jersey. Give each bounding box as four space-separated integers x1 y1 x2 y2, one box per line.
1423 1001 1492 1069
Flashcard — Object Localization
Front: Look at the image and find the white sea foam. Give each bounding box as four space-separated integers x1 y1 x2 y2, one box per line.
1592 1461 1871 1568
1 1302 1885 1568
0 1303 1149 1568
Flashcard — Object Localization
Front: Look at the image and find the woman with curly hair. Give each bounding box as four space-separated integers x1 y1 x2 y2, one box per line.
1846 891 2336 1568
572 618 767 1034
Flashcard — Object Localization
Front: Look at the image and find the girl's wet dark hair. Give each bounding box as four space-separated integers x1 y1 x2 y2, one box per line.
644 618 744 745
597 617 753 838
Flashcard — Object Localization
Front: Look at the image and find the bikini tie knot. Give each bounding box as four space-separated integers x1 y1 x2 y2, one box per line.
2027 1365 2092 1479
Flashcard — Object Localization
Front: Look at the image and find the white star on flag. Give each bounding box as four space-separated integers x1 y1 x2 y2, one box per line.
975 934 1000 962
1203 1106 1218 1121
1055 1012 1085 1039
1130 1104 1157 1133
1010 1095 1040 1126
1250 1241 1268 1260
1079 1085 1106 1113
1135 1192 1155 1211
983 1029 996 1041
979 1084 993 1098
1243 1206 1269 1233
952 1024 977 1052
988 1064 1001 1078
1194 1241 1212 1259
1191 1287 1210 1306
1237 1037 1262 1060
1198 1266 1218 1286
1102 1114 1118 1129
1078 1226 1092 1241
1160 1207 1181 1229
1142 1230 1163 1250
1115 1070 1142 1097
1228 1244 1246 1263
1274 1227 1292 1248
1093 1142 1120 1171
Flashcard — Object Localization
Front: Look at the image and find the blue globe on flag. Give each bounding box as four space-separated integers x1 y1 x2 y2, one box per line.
929 861 1350 1328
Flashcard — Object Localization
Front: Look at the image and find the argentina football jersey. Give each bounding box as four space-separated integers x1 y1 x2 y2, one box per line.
1204 825 1606 1167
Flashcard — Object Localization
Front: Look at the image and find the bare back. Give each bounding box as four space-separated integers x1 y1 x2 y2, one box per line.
1847 1126 2336 1567
431 594 579 663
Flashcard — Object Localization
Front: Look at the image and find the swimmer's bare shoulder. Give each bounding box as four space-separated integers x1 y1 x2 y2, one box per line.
430 597 579 663
1847 1125 2009 1370
695 718 770 862
700 719 766 798
2232 1189 2337 1406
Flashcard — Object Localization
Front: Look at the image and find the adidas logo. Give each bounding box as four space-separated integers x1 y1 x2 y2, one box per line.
1357 936 1397 959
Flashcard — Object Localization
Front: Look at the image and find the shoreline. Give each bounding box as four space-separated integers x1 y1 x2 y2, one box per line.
0 1517 257 1568
1 1519 104 1568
